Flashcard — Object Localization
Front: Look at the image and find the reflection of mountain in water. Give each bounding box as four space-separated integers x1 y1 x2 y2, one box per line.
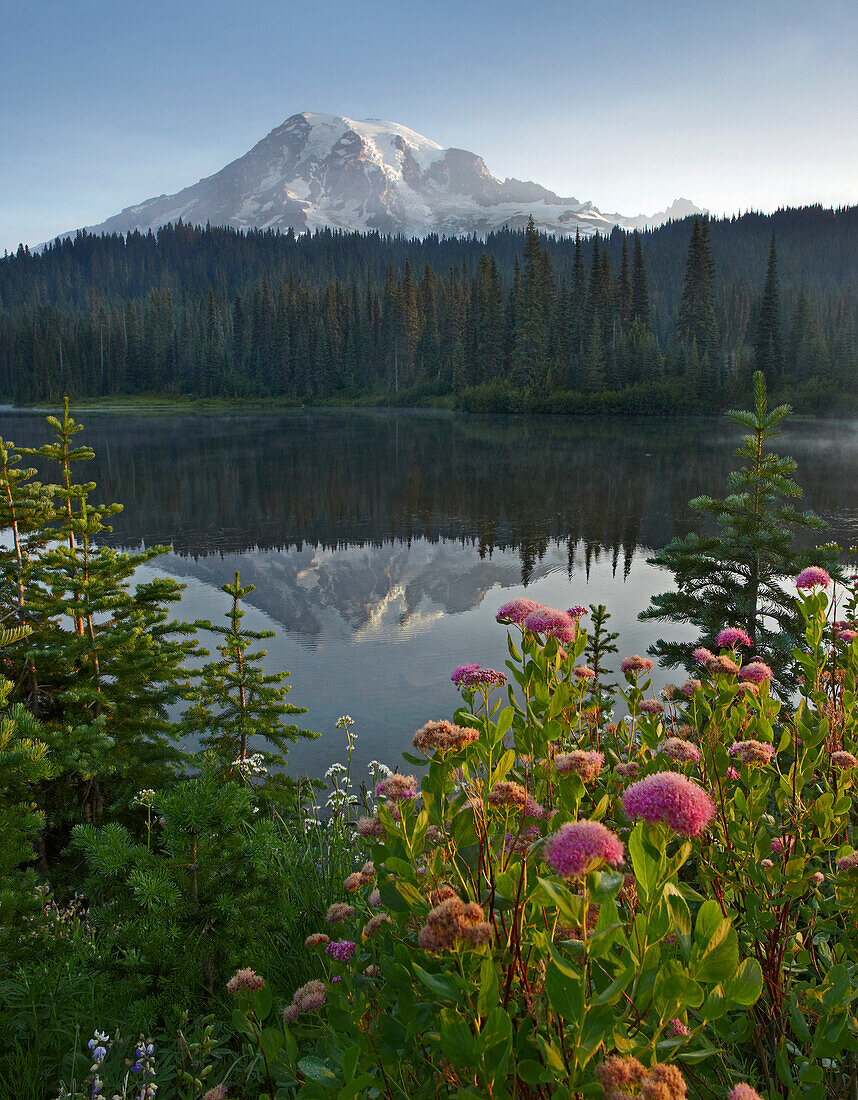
158 540 581 641
1 408 856 602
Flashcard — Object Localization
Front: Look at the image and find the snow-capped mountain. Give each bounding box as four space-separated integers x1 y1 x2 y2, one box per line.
65 112 702 240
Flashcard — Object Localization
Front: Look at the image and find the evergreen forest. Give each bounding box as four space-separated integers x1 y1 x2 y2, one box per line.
2 206 858 411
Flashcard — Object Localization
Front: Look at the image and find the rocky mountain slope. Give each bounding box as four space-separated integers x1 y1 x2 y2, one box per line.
66 112 701 240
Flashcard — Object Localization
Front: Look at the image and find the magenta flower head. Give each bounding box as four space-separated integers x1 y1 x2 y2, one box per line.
496 597 544 625
325 939 356 962
620 654 654 675
692 647 713 664
716 627 753 649
837 629 858 643
543 820 625 879
451 663 507 690
795 566 831 591
566 605 588 619
680 678 702 697
739 661 772 684
523 607 578 645
836 853 858 873
622 772 715 838
573 665 596 681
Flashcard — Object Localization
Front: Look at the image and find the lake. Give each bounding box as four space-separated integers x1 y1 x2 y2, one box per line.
1 406 856 785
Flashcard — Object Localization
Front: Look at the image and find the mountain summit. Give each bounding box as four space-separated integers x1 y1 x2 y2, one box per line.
67 112 702 240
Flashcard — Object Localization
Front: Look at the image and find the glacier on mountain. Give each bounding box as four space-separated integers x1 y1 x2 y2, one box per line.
61 112 702 241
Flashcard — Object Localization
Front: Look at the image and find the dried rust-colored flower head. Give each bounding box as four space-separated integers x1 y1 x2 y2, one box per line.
417 896 493 953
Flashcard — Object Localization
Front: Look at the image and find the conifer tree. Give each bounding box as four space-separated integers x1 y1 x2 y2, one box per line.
183 571 316 796
641 372 838 688
754 232 783 382
618 240 632 324
0 404 198 858
630 231 650 328
677 216 719 363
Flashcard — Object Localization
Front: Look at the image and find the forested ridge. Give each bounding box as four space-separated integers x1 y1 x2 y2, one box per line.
1 205 857 410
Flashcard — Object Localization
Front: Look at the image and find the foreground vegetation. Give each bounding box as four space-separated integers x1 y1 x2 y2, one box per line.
1 382 857 1098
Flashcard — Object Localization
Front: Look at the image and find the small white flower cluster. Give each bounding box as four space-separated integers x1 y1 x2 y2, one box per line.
327 788 358 809
335 714 354 729
133 789 156 808
368 760 392 780
232 753 268 779
325 762 347 779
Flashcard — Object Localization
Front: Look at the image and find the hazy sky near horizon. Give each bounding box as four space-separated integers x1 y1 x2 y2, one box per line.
3 0 858 252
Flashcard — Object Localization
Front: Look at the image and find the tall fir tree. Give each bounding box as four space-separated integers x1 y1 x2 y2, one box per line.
677 216 719 364
182 571 316 799
754 232 783 382
630 231 650 329
641 372 838 689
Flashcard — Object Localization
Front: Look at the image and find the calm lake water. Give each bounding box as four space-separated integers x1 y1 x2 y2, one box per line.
2 407 857 783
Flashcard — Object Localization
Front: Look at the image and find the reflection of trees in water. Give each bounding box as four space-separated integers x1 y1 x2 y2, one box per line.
0 410 853 584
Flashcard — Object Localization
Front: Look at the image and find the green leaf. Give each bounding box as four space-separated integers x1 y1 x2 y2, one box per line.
534 876 582 925
477 956 499 1017
259 1026 283 1065
412 963 461 1002
653 959 704 1018
299 1056 339 1084
545 961 584 1021
724 957 763 1007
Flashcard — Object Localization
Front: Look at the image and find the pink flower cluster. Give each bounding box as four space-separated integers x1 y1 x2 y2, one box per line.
837 853 858 873
831 750 858 769
496 597 544 625
739 661 772 684
226 968 265 995
639 698 665 715
622 772 715 837
412 719 480 754
728 1085 764 1100
620 655 654 675
729 740 775 766
716 627 753 648
770 836 795 856
692 647 713 663
451 663 507 689
573 665 596 681
555 749 604 782
660 737 700 764
283 979 327 1022
567 605 588 619
543 820 625 879
680 678 701 697
523 607 578 644
795 566 830 590
375 774 418 801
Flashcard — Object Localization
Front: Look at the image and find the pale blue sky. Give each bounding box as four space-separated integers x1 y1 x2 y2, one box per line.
3 0 857 252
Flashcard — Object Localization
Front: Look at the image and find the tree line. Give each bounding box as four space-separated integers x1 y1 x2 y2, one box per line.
1 205 857 410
